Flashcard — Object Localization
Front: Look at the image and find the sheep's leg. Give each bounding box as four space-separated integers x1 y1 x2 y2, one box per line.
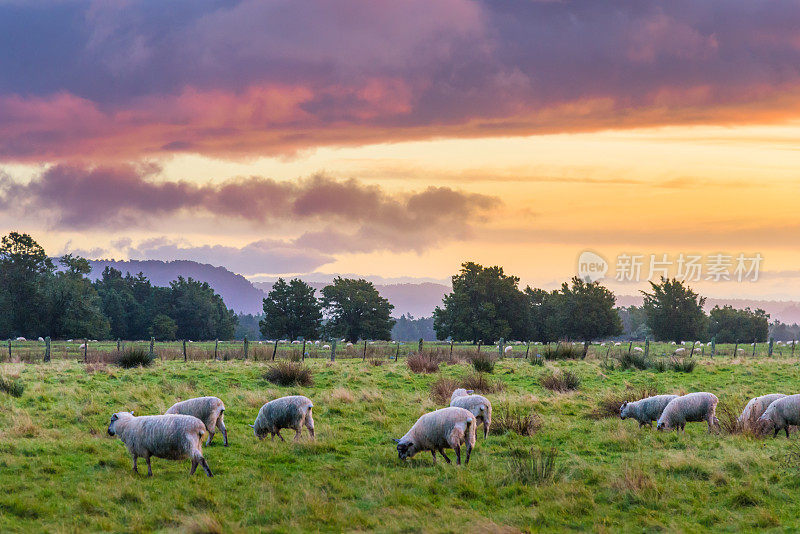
190 458 198 475
200 457 213 477
206 430 215 446
786 426 791 438
217 414 228 447
305 411 315 440
438 448 451 464
145 456 152 477
430 450 437 464
465 442 472 466
294 426 303 441
131 454 138 474
454 445 461 466
276 430 285 442
774 428 780 438
483 420 489 439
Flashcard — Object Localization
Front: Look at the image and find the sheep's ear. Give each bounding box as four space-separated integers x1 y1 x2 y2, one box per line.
466 390 474 395
248 424 255 428
130 411 134 415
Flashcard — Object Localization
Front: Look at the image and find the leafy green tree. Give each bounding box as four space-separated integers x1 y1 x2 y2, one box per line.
391 314 435 341
46 254 110 339
433 262 528 343
617 305 651 340
94 267 137 339
524 287 560 343
321 277 395 342
169 277 237 340
708 306 769 343
150 313 178 341
259 278 322 341
642 277 707 342
551 277 622 354
0 232 54 338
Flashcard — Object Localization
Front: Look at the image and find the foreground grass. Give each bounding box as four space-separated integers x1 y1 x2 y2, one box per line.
2 357 800 532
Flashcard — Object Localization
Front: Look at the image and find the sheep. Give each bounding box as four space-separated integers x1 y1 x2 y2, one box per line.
656 392 720 432
250 395 315 441
322 344 331 349
107 412 212 477
620 395 679 428
674 348 686 353
394 407 476 466
633 347 644 352
37 337 44 342
165 396 228 446
614 342 621 346
504 346 513 354
756 394 800 438
346 342 353 347
450 388 492 438
15 336 25 341
738 394 787 431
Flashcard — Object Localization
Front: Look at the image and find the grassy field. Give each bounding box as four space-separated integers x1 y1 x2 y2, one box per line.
2 349 800 532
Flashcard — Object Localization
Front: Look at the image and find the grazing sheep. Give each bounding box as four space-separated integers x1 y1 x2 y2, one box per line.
37 337 44 342
738 394 787 431
322 344 331 349
757 394 800 438
250 395 315 441
394 407 477 466
657 392 720 432
504 346 513 354
620 395 679 428
450 389 492 438
165 396 228 446
346 342 353 347
674 348 686 353
107 412 212 477
633 347 644 352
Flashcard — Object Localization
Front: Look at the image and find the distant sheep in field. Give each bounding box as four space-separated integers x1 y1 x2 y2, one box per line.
346 342 353 347
757 394 800 438
633 347 644 352
250 395 315 441
614 342 621 346
322 344 331 349
504 346 513 353
165 396 227 446
738 394 786 432
15 337 26 341
394 407 476 466
450 389 492 438
38 337 44 342
107 412 212 477
620 395 679 428
674 348 686 353
656 392 719 433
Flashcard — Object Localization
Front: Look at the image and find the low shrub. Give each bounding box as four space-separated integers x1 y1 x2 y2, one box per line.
617 350 652 370
669 356 696 373
590 385 659 419
407 353 439 374
461 373 505 394
542 344 584 360
367 357 385 366
505 447 563 485
116 348 156 369
430 377 460 404
429 374 505 404
469 352 496 373
539 370 581 392
0 375 24 397
493 404 542 436
716 398 743 434
264 361 314 386
530 354 545 366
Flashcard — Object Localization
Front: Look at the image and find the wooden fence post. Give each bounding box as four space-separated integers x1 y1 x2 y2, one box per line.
44 336 51 362
214 339 219 360
477 340 482 353
6 339 10 361
243 336 249 360
450 340 454 358
395 342 400 360
769 337 774 357
734 340 739 358
330 339 337 361
498 337 505 358
644 337 650 359
363 340 368 361
149 337 155 360
689 342 695 358
525 342 530 359
301 339 306 362
418 338 423 354
752 338 757 358
711 336 716 358
793 339 796 358
272 339 278 360
183 339 187 362
84 339 88 363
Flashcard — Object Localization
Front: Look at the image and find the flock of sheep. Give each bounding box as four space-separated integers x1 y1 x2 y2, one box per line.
620 391 800 436
106 388 800 477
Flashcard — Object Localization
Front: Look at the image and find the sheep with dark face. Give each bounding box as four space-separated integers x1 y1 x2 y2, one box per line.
738 394 786 432
165 396 227 446
107 412 212 477
394 407 476 466
757 394 800 438
656 392 720 433
619 395 679 428
450 388 492 438
250 395 315 441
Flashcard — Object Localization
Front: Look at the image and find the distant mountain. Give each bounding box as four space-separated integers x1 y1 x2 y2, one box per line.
87 259 268 314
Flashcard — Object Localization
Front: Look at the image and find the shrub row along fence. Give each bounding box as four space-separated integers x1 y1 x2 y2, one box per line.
1 337 797 364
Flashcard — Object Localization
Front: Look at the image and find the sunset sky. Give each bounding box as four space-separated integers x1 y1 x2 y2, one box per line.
2 1 800 298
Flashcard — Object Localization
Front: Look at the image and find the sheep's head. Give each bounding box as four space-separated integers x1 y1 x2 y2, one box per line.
394 438 417 460
656 420 670 431
107 411 133 436
755 413 774 435
249 423 266 440
619 401 630 419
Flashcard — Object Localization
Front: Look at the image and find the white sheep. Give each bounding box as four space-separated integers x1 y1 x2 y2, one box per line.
38 337 44 342
107 412 212 477
165 396 227 446
614 342 621 346
757 394 800 438
674 348 686 353
346 342 353 347
322 344 331 349
504 346 513 354
620 395 679 428
738 394 786 431
394 407 476 466
450 389 492 438
633 347 644 352
15 337 26 341
656 392 720 433
250 395 315 441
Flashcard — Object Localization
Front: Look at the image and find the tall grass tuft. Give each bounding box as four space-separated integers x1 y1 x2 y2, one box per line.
469 352 496 373
0 375 24 397
617 350 652 370
493 404 542 436
264 362 314 386
116 348 156 369
505 447 563 485
539 370 581 392
429 374 505 404
407 352 439 374
542 344 584 360
461 372 505 394
669 356 696 373
530 354 545 366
